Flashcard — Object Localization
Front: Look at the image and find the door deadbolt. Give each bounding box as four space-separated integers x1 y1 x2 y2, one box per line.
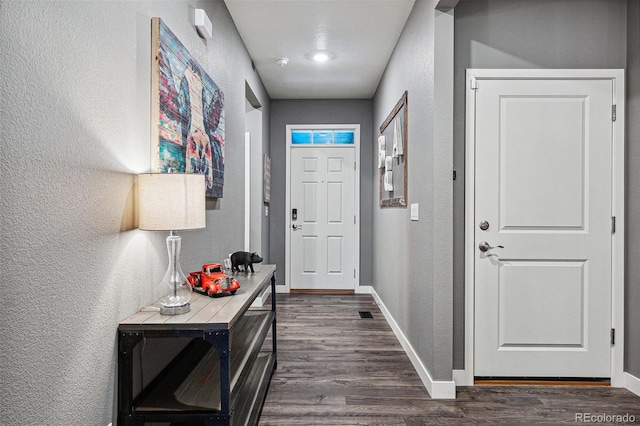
479 220 490 231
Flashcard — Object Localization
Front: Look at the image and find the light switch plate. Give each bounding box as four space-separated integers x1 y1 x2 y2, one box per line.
411 203 419 221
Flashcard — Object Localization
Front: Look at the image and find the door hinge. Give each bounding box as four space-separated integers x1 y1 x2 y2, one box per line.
612 105 617 122
611 216 616 234
611 328 615 345
354 161 357 171
453 169 457 181
354 215 356 224
354 269 356 279
470 78 478 90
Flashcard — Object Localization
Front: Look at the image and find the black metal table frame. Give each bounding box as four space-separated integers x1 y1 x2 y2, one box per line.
117 273 276 425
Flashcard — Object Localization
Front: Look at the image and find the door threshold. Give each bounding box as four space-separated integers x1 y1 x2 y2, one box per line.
290 289 355 294
475 377 611 386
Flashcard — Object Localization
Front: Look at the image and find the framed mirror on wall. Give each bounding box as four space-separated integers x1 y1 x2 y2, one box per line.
378 91 408 207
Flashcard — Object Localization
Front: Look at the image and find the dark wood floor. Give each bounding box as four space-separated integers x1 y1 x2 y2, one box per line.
259 293 640 425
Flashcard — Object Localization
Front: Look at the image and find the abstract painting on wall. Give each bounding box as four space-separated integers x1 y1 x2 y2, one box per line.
151 17 225 198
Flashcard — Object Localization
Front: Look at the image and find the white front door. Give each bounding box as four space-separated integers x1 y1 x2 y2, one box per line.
473 75 613 377
290 146 356 290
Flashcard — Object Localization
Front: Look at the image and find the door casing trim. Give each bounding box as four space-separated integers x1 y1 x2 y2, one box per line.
282 124 361 294
461 69 625 387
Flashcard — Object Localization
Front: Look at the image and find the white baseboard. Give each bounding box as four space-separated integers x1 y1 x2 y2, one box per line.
370 287 456 399
250 285 272 307
452 369 473 386
625 372 640 397
275 285 288 294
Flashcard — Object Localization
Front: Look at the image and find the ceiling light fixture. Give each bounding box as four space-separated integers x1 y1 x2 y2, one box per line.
275 57 289 67
306 50 335 63
313 52 330 62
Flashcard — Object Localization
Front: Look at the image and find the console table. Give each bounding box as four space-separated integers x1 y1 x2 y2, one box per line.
118 265 276 425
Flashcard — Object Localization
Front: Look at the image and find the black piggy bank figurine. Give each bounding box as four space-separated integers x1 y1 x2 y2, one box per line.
231 251 263 273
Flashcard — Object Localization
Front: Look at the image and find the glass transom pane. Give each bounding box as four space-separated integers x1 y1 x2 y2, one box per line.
292 130 313 144
334 130 355 144
313 130 333 144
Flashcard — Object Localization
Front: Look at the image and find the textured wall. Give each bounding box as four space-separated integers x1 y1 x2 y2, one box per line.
452 0 629 370
372 0 454 381
269 99 374 287
625 0 640 378
0 1 269 424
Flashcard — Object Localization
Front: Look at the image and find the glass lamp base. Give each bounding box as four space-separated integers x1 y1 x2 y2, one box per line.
157 233 193 316
160 302 191 316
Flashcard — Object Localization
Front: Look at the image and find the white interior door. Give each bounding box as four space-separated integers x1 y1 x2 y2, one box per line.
290 146 356 290
473 76 613 377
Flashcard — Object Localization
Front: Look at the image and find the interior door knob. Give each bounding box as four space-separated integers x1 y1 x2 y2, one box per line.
479 241 504 252
292 224 303 231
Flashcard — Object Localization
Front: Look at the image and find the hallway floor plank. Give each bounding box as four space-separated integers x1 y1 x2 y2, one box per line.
259 293 640 425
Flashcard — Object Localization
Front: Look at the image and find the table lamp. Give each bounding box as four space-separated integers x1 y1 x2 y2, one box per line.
138 173 206 315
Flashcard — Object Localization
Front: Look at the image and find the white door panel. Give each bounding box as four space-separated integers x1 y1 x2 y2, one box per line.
291 147 355 290
474 78 612 377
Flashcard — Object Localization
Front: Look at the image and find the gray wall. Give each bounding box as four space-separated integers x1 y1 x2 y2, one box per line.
452 0 629 369
625 0 640 378
372 0 454 381
0 1 269 424
269 99 374 287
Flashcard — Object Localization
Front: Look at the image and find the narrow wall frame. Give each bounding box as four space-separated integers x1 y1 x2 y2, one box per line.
379 91 408 207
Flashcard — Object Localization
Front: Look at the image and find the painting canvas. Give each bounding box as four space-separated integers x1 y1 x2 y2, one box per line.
151 17 225 198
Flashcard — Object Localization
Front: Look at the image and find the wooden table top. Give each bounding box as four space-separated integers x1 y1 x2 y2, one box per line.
119 264 275 331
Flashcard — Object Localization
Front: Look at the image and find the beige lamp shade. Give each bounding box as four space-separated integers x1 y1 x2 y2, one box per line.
138 173 206 231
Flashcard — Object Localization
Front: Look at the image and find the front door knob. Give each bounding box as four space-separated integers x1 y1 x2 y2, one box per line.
479 241 504 252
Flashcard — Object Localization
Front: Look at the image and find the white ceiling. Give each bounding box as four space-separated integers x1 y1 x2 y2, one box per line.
224 0 416 99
